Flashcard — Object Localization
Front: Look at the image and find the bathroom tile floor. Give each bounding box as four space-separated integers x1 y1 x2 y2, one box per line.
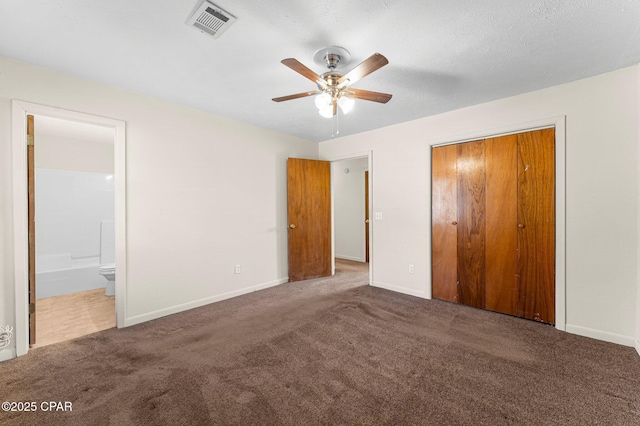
33 288 115 348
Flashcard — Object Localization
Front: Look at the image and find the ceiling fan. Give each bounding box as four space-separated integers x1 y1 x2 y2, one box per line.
272 46 392 118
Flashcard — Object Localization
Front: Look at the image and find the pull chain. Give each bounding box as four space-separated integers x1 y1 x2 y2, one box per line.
330 105 340 139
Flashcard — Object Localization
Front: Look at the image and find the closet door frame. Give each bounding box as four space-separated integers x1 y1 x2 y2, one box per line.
427 116 566 332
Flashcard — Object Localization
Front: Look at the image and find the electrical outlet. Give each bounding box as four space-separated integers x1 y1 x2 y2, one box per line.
375 212 383 220
409 264 415 274
234 264 242 274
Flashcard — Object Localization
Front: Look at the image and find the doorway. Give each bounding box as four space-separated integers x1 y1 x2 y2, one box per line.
11 101 126 356
331 154 372 282
332 157 369 264
286 153 373 285
332 157 370 283
31 115 117 347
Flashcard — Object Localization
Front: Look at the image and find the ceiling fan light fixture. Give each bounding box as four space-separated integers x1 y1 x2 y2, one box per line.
338 96 354 114
314 92 332 109
318 104 334 118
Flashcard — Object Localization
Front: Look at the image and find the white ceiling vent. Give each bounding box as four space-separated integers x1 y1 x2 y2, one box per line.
187 1 236 39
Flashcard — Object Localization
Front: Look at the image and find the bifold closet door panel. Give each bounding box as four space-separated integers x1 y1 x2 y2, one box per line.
431 145 458 302
517 128 556 324
485 135 518 316
456 141 486 308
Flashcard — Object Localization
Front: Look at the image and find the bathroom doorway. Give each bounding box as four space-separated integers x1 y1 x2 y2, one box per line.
12 100 126 356
30 115 117 347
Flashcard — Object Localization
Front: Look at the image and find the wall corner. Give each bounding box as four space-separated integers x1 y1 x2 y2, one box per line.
636 63 640 356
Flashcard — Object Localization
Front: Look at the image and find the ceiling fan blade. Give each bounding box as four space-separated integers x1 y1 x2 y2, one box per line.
337 53 389 88
343 88 392 104
272 90 320 102
281 58 327 89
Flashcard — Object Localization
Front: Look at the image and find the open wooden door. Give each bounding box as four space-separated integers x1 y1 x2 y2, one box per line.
287 158 331 282
27 114 36 345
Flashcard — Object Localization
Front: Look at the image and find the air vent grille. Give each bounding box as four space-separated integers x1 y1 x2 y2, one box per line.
187 1 236 39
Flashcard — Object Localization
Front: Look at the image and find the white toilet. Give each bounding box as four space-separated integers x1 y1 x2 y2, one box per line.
99 264 116 296
98 219 116 296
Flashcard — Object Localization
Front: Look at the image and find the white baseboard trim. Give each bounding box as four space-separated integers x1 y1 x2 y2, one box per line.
0 347 17 362
635 340 640 356
372 281 428 299
565 324 635 347
123 277 289 327
335 255 366 263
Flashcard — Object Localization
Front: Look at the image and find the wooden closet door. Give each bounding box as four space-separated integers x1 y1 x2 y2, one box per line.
517 129 555 324
431 129 555 324
456 141 486 308
431 145 458 302
485 135 518 316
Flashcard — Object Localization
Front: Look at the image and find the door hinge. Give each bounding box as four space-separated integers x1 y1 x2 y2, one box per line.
29 303 35 314
27 135 34 146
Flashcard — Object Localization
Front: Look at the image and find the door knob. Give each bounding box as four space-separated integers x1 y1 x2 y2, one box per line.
289 224 296 229
365 219 370 223
451 221 457 225
518 223 525 229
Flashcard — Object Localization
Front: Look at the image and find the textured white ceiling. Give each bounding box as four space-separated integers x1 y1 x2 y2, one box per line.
1 0 638 142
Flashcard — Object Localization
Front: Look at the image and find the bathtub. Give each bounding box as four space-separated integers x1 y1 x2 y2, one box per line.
36 253 106 299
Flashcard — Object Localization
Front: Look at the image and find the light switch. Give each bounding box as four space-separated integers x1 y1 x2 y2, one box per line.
375 212 383 220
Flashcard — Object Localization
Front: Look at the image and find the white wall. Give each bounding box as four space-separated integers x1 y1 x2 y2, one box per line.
320 66 639 347
36 169 115 298
36 132 114 174
34 117 116 298
0 56 317 359
333 158 368 262
637 64 640 355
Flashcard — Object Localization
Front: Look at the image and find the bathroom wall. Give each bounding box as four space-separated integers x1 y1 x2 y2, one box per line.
333 158 368 262
34 116 115 298
35 169 115 298
35 115 114 174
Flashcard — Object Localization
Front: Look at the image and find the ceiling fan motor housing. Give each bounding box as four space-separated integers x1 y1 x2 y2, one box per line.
325 53 341 70
318 72 342 90
319 72 352 104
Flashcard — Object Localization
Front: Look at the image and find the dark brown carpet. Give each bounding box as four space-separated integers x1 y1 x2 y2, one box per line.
2 259 640 425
